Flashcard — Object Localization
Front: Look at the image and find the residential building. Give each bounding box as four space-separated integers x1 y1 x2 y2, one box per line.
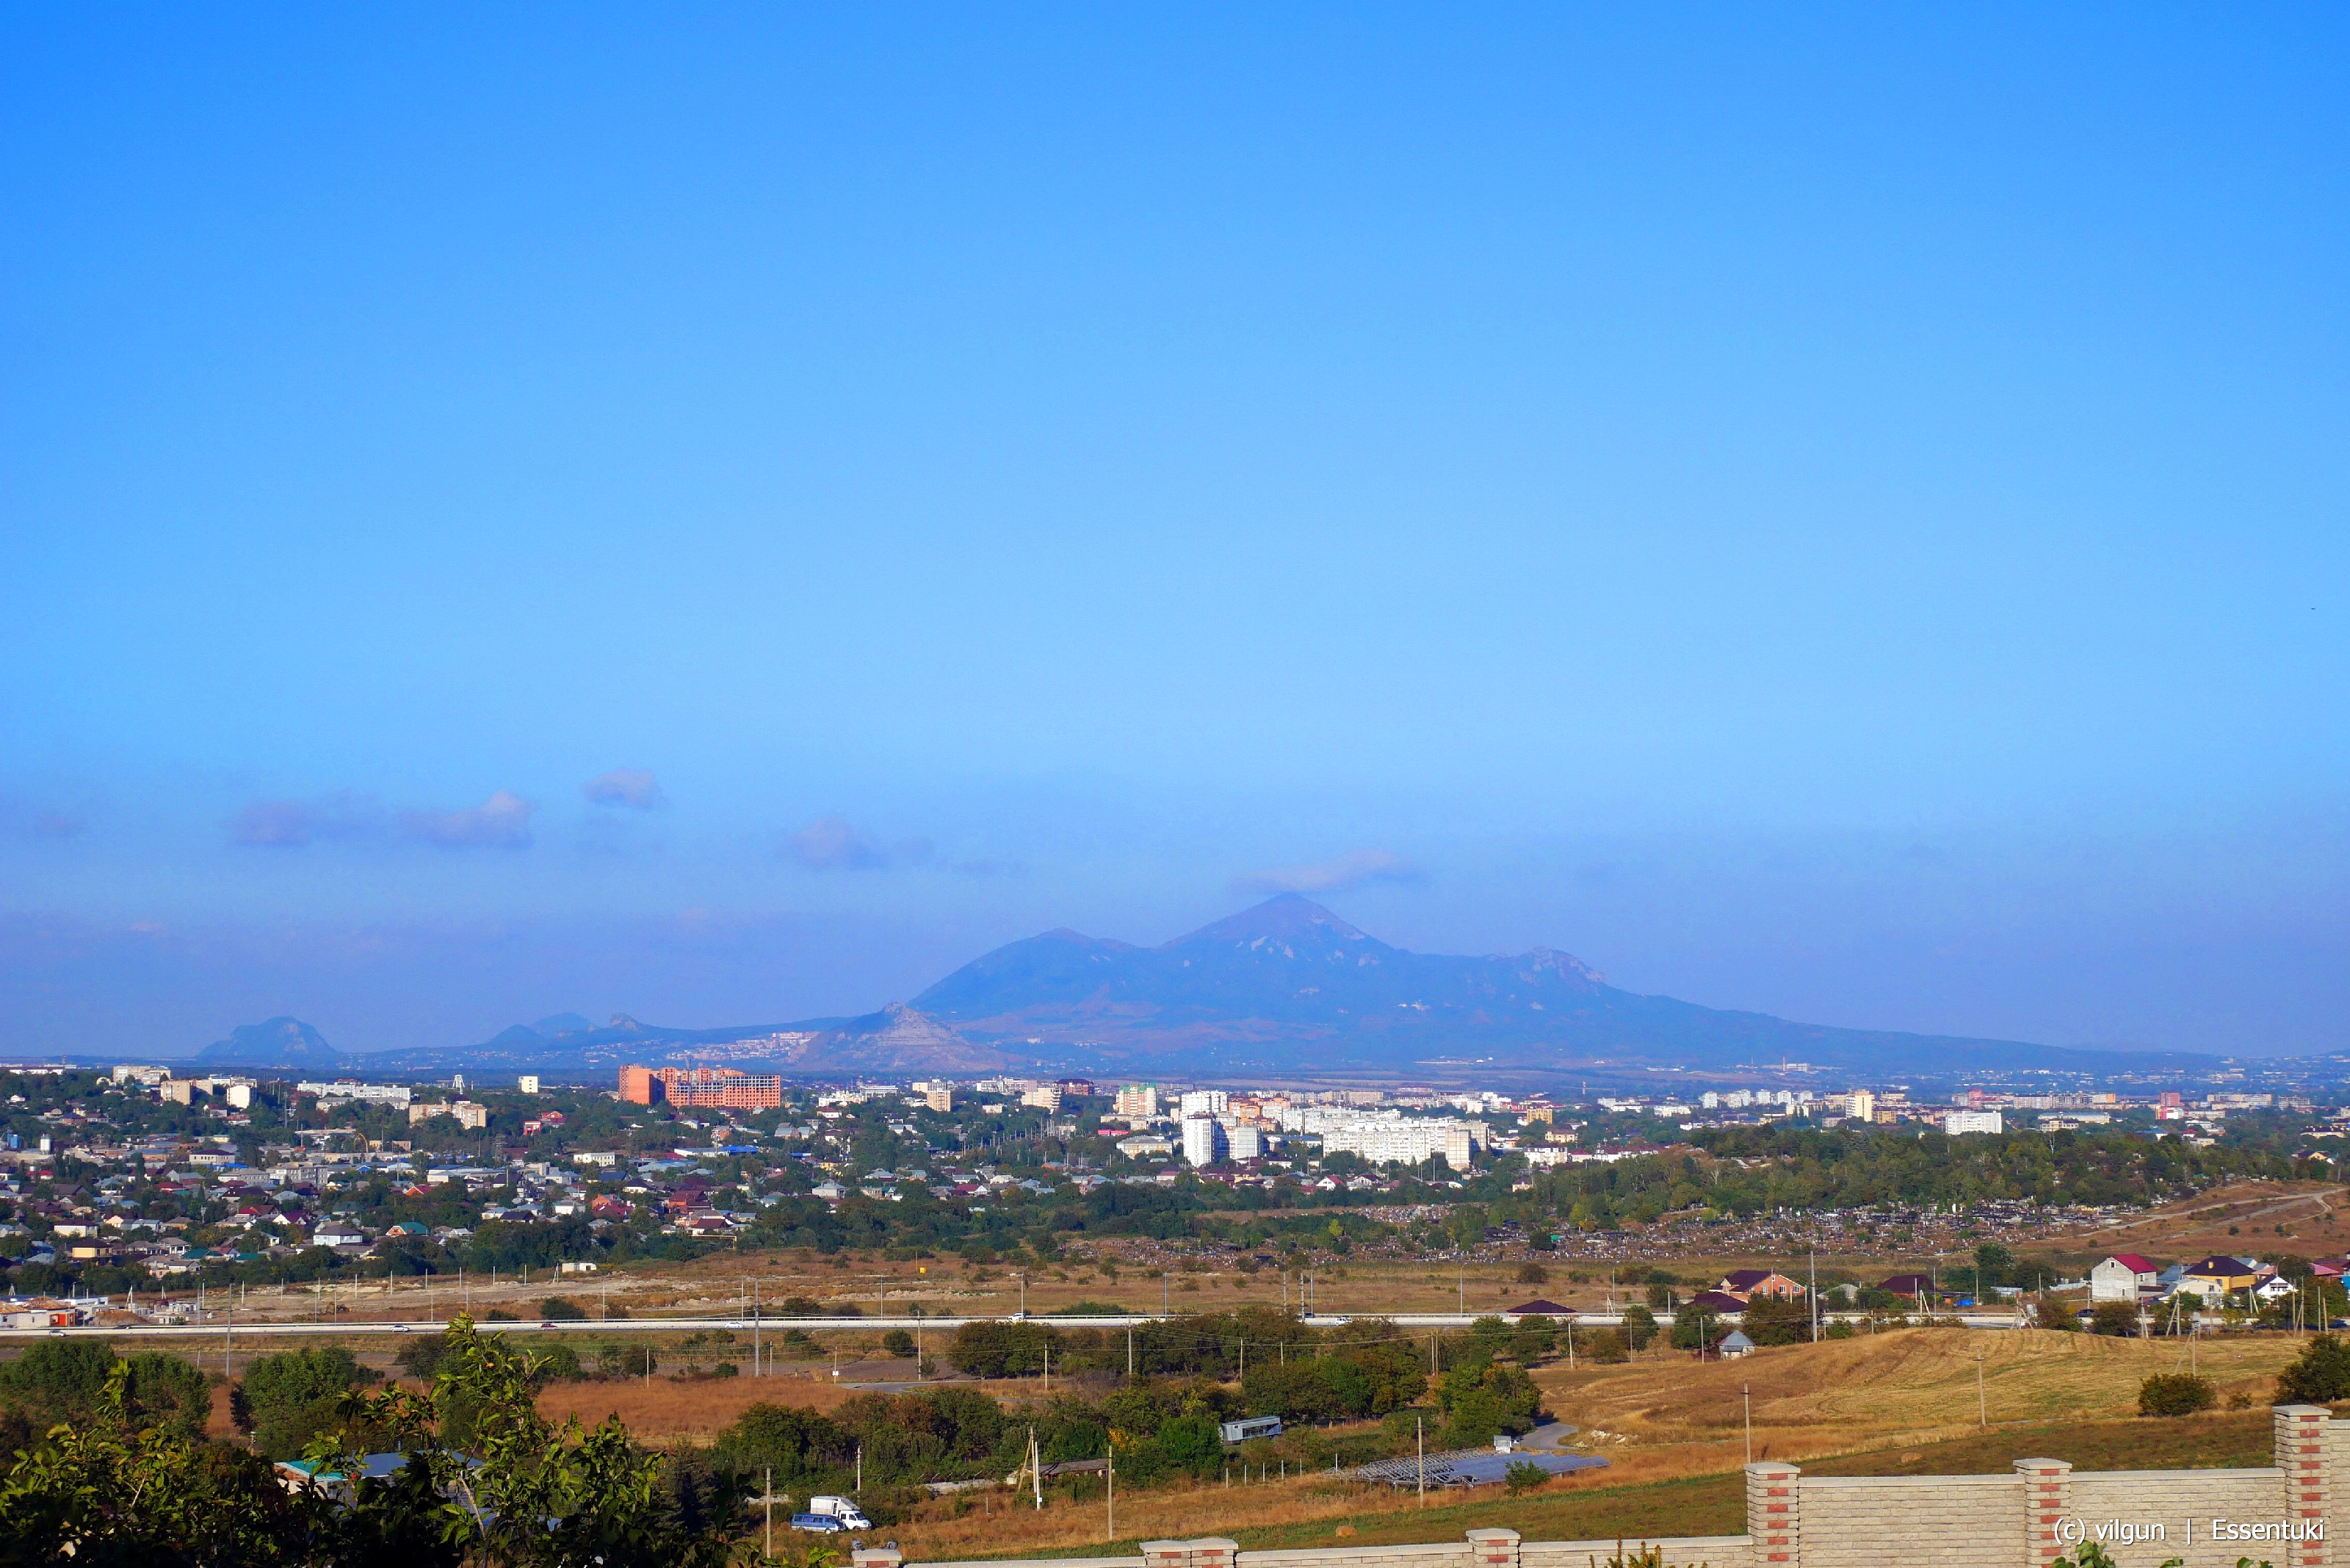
1719 1269 1806 1301
297 1080 413 1110
1179 1089 1229 1119
410 1101 489 1130
1182 1115 1227 1167
1226 1122 1265 1161
517 1075 540 1095
925 1085 954 1113
2089 1254 2161 1302
1945 1110 2005 1135
1844 1089 1876 1122
617 1065 783 1110
1114 1084 1158 1119
1321 1117 1485 1170
2180 1255 2260 1298
1020 1085 1063 1113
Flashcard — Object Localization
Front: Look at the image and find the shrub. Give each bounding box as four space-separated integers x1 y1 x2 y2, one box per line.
538 1296 588 1320
1505 1458 1550 1494
2089 1303 2141 1337
1516 1262 1550 1285
881 1329 916 1357
2138 1373 2216 1417
2277 1333 2350 1404
1620 1304 1657 1351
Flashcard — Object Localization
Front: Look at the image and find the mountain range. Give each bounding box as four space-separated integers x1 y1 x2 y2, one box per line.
184 895 2228 1087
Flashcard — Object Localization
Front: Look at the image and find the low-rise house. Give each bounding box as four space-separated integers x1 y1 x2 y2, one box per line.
1879 1273 1934 1298
2180 1254 2260 1298
1719 1269 1805 1301
2089 1253 2161 1301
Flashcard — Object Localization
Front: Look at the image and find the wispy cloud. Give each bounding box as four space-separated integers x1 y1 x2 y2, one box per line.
229 792 381 848
399 790 535 849
783 814 892 870
1232 848 1428 895
584 768 665 809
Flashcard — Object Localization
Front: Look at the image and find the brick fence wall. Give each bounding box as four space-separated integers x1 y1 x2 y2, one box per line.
861 1404 2340 1568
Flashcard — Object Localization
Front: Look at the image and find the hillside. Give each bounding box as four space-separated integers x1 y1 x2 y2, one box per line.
908 894 2208 1078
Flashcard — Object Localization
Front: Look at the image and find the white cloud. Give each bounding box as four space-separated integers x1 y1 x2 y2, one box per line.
228 792 381 848
783 815 891 870
1232 849 1428 895
400 791 535 849
584 768 665 809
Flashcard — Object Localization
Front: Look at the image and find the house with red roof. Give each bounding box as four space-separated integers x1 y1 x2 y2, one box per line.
1718 1268 1805 1301
2090 1253 2161 1302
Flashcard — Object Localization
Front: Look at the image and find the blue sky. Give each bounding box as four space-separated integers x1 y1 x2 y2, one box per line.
2 7 2343 1056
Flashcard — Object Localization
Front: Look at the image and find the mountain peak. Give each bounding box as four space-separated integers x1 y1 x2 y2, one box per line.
195 1016 339 1066
1163 894 1375 951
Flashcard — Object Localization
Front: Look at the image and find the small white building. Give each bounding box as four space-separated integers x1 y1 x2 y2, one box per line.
1945 1110 2005 1135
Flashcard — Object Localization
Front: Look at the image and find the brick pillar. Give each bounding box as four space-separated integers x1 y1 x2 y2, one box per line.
1746 1462 1801 1568
1469 1528 1524 1568
1187 1539 1240 1568
1141 1542 1188 1568
2276 1404 2330 1568
2014 1458 2073 1568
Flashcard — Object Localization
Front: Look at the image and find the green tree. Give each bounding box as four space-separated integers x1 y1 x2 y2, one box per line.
1157 1412 1222 1477
2277 1334 2350 1404
236 1347 380 1460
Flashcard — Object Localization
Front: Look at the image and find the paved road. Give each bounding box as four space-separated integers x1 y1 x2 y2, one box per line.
0 1308 2038 1340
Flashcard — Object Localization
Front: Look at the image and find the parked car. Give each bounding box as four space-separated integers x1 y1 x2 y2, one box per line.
791 1514 848 1534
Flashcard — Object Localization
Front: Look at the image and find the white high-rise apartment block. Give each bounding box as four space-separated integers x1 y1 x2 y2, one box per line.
225 1083 255 1110
1321 1118 1484 1170
1226 1122 1265 1160
1182 1115 1227 1166
1020 1085 1063 1113
1115 1084 1158 1119
298 1080 414 1110
1945 1110 2004 1135
1845 1090 1876 1122
925 1085 954 1113
1179 1089 1229 1119
517 1075 542 1095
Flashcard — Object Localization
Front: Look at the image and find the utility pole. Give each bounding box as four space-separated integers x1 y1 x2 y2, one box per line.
1809 1249 1818 1343
1417 1415 1425 1506
754 1467 782 1560
1743 1383 1752 1463
1106 1439 1115 1543
1976 1349 1988 1431
1127 1323 1135 1377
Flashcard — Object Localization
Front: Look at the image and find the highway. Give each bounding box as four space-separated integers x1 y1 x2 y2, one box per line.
0 1308 2037 1340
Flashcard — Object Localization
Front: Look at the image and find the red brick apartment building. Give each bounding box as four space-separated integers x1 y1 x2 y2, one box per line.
617 1065 783 1110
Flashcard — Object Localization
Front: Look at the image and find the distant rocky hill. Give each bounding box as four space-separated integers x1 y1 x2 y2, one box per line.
906 894 2213 1080
194 1016 341 1069
192 895 2221 1085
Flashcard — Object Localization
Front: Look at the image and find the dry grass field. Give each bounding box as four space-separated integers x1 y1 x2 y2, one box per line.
870 1327 2318 1561
1540 1324 2304 1465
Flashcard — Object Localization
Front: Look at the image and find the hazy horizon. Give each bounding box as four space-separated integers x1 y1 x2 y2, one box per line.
4 10 2343 1060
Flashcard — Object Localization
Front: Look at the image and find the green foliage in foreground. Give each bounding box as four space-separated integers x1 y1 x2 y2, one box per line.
2277 1333 2350 1405
0 1320 739 1568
